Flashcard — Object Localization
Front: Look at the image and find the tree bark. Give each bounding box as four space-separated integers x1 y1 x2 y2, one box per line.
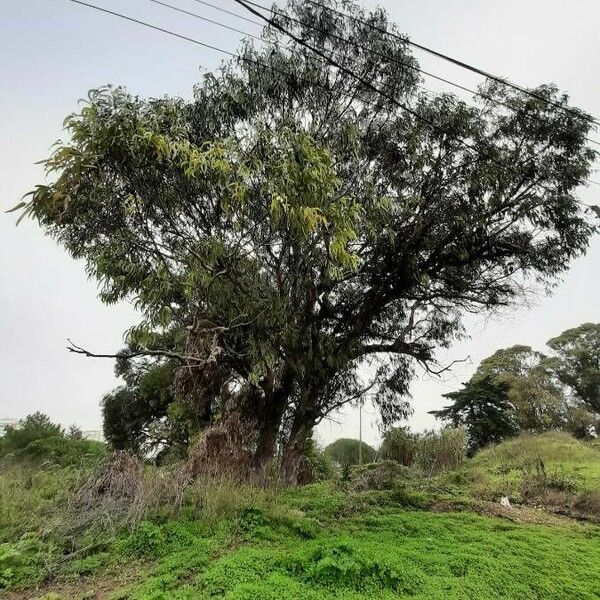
279 410 315 485
250 364 296 477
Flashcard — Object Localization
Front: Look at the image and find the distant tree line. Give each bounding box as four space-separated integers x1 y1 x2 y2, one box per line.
432 322 600 453
0 412 105 465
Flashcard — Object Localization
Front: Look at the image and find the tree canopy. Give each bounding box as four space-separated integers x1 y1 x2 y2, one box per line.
476 345 568 431
433 323 600 447
324 438 376 467
431 376 517 452
547 323 600 412
19 0 598 481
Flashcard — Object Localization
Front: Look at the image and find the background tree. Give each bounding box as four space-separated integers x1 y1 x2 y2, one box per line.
324 438 376 467
19 0 597 481
547 323 600 413
0 412 63 455
0 413 105 465
102 354 193 460
431 375 517 453
476 345 568 431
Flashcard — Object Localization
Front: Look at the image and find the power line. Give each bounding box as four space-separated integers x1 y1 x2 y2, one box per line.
233 0 600 188
63 0 600 189
65 0 336 89
223 0 600 147
146 0 263 42
299 0 600 128
189 0 263 27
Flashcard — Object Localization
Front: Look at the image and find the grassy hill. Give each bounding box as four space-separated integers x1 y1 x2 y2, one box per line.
2 432 600 599
438 431 600 513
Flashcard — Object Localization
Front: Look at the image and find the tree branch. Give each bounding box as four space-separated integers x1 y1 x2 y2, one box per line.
66 339 218 365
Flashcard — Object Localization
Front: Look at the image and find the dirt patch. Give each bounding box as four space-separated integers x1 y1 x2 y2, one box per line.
428 498 594 527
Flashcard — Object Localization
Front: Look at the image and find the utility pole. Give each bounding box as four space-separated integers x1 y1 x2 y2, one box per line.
358 397 363 467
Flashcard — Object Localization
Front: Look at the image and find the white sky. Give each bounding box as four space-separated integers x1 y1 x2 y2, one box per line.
1 0 599 448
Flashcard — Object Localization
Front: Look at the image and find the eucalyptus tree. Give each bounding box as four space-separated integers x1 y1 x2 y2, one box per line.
547 323 600 412
476 345 569 431
18 0 597 481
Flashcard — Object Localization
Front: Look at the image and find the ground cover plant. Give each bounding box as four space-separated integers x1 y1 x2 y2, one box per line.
2 430 600 599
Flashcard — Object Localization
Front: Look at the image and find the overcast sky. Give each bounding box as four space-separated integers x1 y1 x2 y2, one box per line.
1 0 599 446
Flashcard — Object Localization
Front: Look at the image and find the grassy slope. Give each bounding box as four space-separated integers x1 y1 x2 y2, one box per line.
456 431 600 501
3 432 600 599
110 498 600 600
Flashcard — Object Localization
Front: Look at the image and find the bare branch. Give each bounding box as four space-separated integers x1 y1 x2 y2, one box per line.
420 356 472 377
66 339 218 365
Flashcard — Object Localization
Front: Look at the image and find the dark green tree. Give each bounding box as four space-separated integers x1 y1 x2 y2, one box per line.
431 376 517 452
547 323 600 413
101 356 193 458
18 0 597 481
476 345 569 431
324 437 376 467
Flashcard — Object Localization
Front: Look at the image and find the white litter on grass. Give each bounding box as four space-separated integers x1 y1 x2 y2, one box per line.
500 496 512 508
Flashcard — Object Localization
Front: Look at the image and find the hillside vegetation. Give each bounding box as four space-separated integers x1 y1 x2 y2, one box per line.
2 431 600 599
445 432 600 514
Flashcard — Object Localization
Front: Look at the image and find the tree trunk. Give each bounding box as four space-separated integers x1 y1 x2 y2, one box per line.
250 364 296 478
252 399 285 477
279 417 315 485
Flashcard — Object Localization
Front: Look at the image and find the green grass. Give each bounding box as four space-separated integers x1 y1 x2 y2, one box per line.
110 497 600 600
3 433 600 598
461 431 600 501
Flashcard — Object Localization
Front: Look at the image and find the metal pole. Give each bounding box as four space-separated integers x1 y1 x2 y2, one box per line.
359 398 363 467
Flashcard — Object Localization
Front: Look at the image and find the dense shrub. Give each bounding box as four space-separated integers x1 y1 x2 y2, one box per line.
304 439 335 481
324 438 376 467
351 461 412 491
0 413 106 466
379 427 418 465
0 413 62 455
378 427 466 474
414 428 467 474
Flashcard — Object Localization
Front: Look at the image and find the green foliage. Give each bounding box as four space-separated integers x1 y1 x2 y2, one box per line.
547 323 600 413
379 427 417 465
116 521 165 558
0 412 62 455
324 438 376 467
477 345 569 431
463 431 600 503
303 439 335 481
414 428 466 474
2 431 600 597
115 510 600 599
433 325 600 454
0 412 106 466
379 427 466 473
0 534 49 589
432 376 518 453
18 0 598 477
102 360 191 457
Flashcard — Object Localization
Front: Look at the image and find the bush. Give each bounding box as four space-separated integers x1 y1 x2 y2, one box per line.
351 461 412 491
0 413 106 467
304 439 335 481
414 428 466 474
324 438 376 467
379 427 417 465
0 413 62 456
378 427 466 474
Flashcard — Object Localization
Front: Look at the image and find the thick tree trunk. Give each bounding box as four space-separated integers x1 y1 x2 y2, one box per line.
252 399 285 476
249 364 296 479
279 416 315 485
